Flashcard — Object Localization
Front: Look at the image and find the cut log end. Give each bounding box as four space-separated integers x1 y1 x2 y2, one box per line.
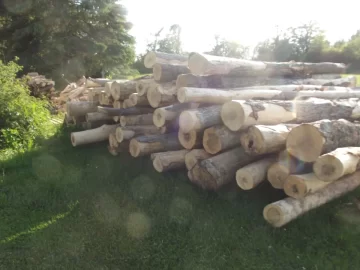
153 108 166 127
283 175 308 199
153 157 164 172
188 53 207 76
263 204 284 227
313 155 343 182
71 133 77 147
115 127 123 143
147 87 161 108
153 64 162 82
203 127 222 154
221 101 244 131
267 163 289 189
241 128 265 154
178 130 198 150
236 171 254 190
129 139 140 157
177 87 187 103
179 111 197 133
286 124 324 162
144 51 157 68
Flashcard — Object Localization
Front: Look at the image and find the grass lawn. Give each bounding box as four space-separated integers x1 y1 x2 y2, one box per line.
1 125 360 270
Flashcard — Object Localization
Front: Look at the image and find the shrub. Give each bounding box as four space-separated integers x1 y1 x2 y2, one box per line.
0 59 52 150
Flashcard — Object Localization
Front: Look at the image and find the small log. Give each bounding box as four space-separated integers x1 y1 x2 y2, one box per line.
120 113 154 127
129 93 150 106
115 125 166 143
313 147 360 182
153 63 190 83
151 150 190 172
147 81 178 108
286 119 360 163
144 51 188 68
283 173 330 199
267 151 313 189
97 106 155 116
236 156 277 190
108 140 131 156
119 80 137 100
66 101 99 117
203 125 241 154
240 124 297 156
263 171 360 228
71 124 118 147
178 130 203 150
136 79 153 96
153 103 199 127
86 112 113 122
179 105 222 133
109 132 119 148
185 149 213 170
129 133 182 157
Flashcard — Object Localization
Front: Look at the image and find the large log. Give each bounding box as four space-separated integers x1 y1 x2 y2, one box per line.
120 113 154 127
112 100 122 122
129 133 182 157
236 156 277 190
178 130 203 150
267 151 312 189
129 93 150 106
179 105 222 133
151 150 190 172
313 147 360 182
147 81 178 108
153 103 199 127
136 79 154 96
188 52 346 76
66 101 99 117
144 51 188 68
119 81 137 100
110 80 128 100
185 149 213 170
86 112 113 122
263 171 360 228
153 63 190 83
115 125 166 143
97 106 155 116
71 124 118 147
202 125 241 154
240 124 297 156
283 173 330 199
286 119 360 163
122 99 134 109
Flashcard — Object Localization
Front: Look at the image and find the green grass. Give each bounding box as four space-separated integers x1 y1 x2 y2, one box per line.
1 127 360 270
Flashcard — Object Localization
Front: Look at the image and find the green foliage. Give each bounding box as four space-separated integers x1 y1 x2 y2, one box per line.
0 59 51 150
147 24 183 54
206 35 249 59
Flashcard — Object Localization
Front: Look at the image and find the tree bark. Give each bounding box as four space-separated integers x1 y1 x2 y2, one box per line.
86 112 113 122
129 93 150 106
179 105 222 133
120 113 154 127
151 150 190 172
136 79 154 96
203 125 241 154
153 63 190 83
153 103 199 127
178 130 203 150
147 81 178 108
313 147 360 182
119 80 137 100
144 51 188 68
240 124 297 156
97 106 155 116
236 156 277 190
263 171 360 228
115 125 166 143
286 119 360 163
129 133 182 157
185 149 213 170
71 124 118 147
66 101 99 117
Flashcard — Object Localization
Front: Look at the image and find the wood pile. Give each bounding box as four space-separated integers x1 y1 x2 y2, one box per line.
26 72 56 98
67 51 360 228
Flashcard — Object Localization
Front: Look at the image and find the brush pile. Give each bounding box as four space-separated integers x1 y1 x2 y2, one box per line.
26 72 55 98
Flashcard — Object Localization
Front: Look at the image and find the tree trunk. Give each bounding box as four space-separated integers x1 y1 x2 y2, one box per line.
97 106 155 116
86 112 113 122
115 125 166 143
313 147 360 182
153 63 190 83
179 105 222 133
144 51 188 68
188 52 346 76
120 113 154 127
136 79 154 96
203 125 241 154
66 101 99 117
129 133 182 157
286 119 360 163
236 156 277 190
147 81 178 108
240 124 297 155
185 149 213 170
263 171 360 228
151 150 190 172
129 93 150 106
108 140 130 156
267 151 313 189
71 124 118 147
153 103 199 127
283 173 330 199
178 130 203 150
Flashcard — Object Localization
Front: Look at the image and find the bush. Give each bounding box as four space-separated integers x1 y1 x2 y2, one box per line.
0 59 52 150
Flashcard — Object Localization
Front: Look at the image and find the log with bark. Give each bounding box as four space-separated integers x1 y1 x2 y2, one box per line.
153 103 199 127
122 99 134 109
119 80 137 100
286 119 360 163
104 81 113 96
179 105 222 133
110 80 130 100
115 125 166 143
313 147 360 182
267 151 313 189
136 79 154 96
202 125 241 154
129 133 182 157
239 84 349 91
86 78 113 87
263 171 360 228
302 76 356 87
178 130 203 150
153 63 190 83
151 150 190 172
86 112 114 122
120 113 154 127
236 156 277 190
71 124 118 147
67 101 99 117
147 81 178 108
240 124 297 156
129 93 150 106
97 106 155 116
185 149 213 171
144 51 188 68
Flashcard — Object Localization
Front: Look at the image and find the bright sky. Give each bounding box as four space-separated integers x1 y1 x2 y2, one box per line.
121 0 360 55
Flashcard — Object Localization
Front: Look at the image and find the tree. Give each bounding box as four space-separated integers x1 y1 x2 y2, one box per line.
147 24 183 54
207 35 249 59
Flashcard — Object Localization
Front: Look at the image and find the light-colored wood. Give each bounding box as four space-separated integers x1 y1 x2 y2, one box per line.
153 63 190 83
147 81 178 108
151 150 190 172
153 103 199 127
236 156 277 190
178 130 203 150
104 82 113 96
86 78 113 87
144 51 188 68
283 173 330 199
109 132 119 148
107 140 131 156
136 79 154 96
66 101 99 117
185 149 213 170
240 124 297 155
129 93 150 106
129 133 182 157
86 112 113 122
203 125 241 154
115 125 166 143
112 100 122 122
179 105 222 133
122 99 134 109
71 124 118 147
120 113 153 127
286 119 360 163
98 106 155 117
119 80 137 100
313 147 360 182
263 171 360 228
110 80 127 100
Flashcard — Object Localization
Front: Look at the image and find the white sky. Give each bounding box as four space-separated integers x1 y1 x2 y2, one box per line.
121 0 360 55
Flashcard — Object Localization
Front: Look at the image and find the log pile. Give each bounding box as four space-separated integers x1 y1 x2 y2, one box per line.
68 51 360 228
26 72 56 98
